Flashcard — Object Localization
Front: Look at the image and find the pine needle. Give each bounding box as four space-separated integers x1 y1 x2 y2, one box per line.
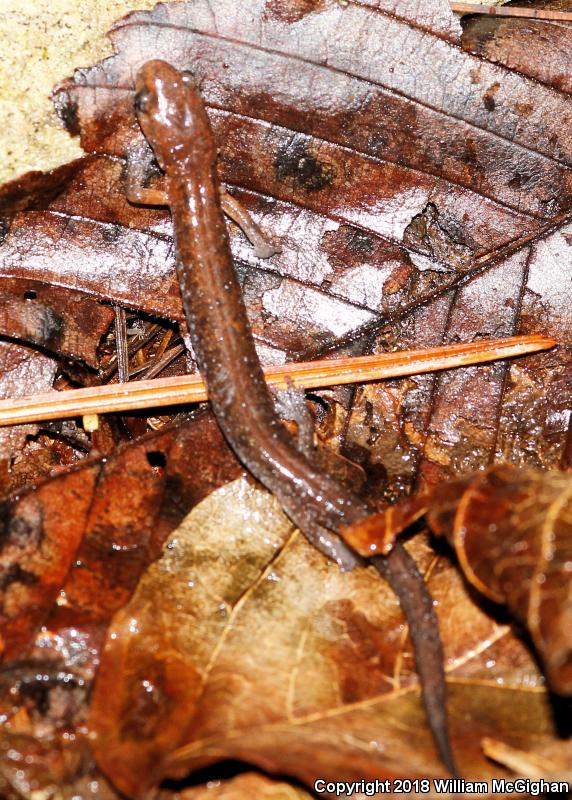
0 334 555 427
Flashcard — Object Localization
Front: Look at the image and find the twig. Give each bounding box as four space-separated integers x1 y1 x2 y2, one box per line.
102 323 161 382
134 342 185 380
153 328 174 362
451 3 572 21
113 306 129 383
0 335 554 428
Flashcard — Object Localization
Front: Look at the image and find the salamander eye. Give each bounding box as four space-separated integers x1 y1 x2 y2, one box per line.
134 89 152 114
181 70 196 86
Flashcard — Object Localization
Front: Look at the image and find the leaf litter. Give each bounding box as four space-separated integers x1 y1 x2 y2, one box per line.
0 0 571 796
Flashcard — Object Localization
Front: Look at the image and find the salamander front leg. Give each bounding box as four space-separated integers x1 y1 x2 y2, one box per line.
220 189 282 258
126 143 281 259
125 140 168 206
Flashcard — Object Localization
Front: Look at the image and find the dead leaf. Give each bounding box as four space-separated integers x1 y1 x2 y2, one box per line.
0 411 245 796
0 0 567 488
461 7 572 95
0 277 113 366
0 342 57 467
0 412 242 663
481 736 571 780
0 0 570 360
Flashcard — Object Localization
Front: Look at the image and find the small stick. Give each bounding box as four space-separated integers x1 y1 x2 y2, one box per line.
153 328 174 362
101 323 161 382
450 3 572 21
0 335 554 428
114 306 129 383
134 342 185 380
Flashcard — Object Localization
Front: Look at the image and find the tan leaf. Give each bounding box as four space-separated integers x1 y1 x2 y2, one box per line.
90 478 572 796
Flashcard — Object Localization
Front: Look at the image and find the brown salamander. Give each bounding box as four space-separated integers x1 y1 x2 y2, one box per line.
130 59 456 774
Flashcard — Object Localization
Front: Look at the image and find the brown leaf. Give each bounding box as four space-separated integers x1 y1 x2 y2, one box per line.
0 657 120 800
0 0 567 492
341 229 571 500
343 464 572 695
0 409 248 797
1 0 572 362
0 342 57 466
89 478 572 796
0 278 113 366
0 412 242 663
461 10 572 95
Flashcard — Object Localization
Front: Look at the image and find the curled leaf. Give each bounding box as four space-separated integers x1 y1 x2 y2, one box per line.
343 464 572 694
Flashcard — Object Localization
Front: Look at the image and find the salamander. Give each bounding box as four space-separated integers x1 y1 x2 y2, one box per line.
129 59 456 775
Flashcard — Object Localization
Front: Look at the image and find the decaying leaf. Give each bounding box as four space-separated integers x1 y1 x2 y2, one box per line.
0 411 242 662
461 6 572 94
343 464 572 695
481 736 571 780
0 278 113 366
0 0 567 486
0 0 568 362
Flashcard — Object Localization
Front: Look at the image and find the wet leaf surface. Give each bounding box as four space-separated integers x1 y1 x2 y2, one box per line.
460 6 572 94
0 278 113 366
0 342 58 466
0 0 571 796
0 412 242 664
1 0 571 359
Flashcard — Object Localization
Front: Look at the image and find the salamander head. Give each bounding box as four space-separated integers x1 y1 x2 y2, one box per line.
134 59 215 170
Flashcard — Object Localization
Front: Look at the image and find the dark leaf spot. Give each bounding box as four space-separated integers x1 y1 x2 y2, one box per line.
52 89 80 137
483 82 500 112
264 0 325 23
0 563 38 592
275 137 335 192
